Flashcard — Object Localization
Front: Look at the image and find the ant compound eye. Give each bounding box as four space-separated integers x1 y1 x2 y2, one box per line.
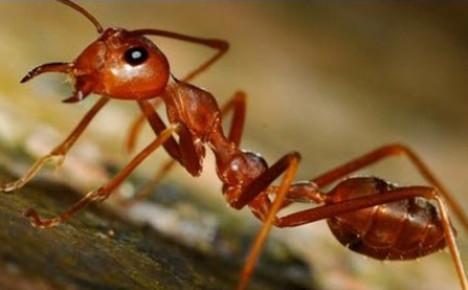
124 47 149 66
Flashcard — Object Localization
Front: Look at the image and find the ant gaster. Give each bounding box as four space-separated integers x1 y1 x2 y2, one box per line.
2 1 467 289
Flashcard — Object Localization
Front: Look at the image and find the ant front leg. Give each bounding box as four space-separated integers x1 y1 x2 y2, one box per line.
122 92 247 205
138 100 182 162
24 125 179 229
125 98 163 153
0 97 109 192
126 90 245 154
138 99 210 176
312 144 468 230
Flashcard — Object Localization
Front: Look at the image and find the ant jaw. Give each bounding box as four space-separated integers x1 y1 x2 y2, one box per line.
62 78 94 104
62 90 89 103
21 62 73 83
21 62 94 104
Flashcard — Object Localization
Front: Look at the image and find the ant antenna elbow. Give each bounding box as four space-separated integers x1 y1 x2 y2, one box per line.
56 0 104 34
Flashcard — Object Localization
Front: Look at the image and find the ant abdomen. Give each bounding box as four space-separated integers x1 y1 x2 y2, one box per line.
327 177 446 260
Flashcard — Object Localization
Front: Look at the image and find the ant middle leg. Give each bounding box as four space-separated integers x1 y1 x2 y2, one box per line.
311 144 467 230
125 98 163 153
24 125 179 229
0 97 109 193
226 152 301 290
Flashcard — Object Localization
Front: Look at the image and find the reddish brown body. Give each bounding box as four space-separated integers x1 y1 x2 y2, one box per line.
326 177 446 260
2 1 466 290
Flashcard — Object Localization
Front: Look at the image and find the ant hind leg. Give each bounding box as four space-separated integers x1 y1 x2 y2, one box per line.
311 144 468 230
276 184 467 290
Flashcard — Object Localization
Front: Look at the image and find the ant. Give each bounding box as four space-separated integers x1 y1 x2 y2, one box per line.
1 1 466 290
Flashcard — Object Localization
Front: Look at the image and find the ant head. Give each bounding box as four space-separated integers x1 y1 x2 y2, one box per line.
72 28 170 101
21 0 170 103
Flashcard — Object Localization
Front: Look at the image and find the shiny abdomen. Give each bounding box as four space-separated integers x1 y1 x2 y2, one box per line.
326 177 446 260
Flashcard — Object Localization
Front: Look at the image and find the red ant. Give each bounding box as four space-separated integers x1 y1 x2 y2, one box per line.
2 1 466 289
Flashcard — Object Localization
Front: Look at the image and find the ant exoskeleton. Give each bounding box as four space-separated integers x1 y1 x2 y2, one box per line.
2 1 466 289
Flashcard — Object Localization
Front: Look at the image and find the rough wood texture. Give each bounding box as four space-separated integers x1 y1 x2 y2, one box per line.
0 167 315 290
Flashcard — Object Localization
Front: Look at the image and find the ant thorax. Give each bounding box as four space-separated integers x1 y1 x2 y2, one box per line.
162 77 222 140
162 77 269 205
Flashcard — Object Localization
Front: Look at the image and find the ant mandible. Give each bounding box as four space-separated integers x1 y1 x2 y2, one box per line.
2 1 467 289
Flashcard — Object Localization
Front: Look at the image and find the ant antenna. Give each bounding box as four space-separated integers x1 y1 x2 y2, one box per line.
56 0 104 34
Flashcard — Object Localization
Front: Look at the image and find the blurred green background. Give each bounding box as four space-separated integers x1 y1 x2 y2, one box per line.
0 1 466 290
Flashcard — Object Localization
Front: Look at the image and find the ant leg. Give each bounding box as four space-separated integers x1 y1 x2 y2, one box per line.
24 125 179 229
138 102 199 176
276 185 467 290
122 92 247 205
125 99 163 153
311 144 467 230
181 39 228 82
138 100 182 161
434 195 468 290
221 91 247 147
0 97 109 192
234 153 301 290
125 113 145 154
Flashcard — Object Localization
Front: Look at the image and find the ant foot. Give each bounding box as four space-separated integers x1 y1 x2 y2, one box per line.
0 179 26 193
24 208 62 229
0 153 65 193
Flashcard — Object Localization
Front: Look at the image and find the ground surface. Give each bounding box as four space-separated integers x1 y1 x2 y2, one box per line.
0 166 314 290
